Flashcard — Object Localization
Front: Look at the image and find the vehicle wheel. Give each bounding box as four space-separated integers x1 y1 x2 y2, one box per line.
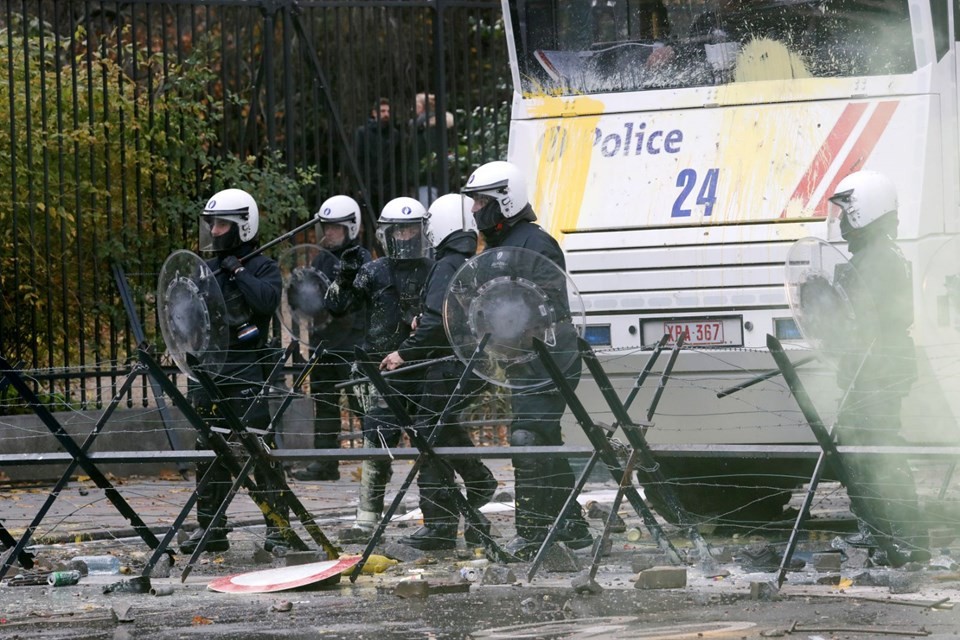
637 458 802 526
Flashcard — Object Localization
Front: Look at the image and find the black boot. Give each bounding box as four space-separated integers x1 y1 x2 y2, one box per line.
397 524 457 551
504 535 542 560
464 512 493 546
458 461 498 508
264 527 289 554
180 527 230 554
557 513 594 550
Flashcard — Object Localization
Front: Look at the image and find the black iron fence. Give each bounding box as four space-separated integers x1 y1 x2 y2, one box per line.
0 0 511 408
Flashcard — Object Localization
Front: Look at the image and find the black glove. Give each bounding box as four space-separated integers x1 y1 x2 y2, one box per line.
221 255 244 275
339 246 363 280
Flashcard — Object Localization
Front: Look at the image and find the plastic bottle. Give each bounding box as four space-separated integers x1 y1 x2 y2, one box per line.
70 555 121 575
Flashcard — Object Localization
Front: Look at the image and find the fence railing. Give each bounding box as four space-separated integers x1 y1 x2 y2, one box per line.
0 0 511 408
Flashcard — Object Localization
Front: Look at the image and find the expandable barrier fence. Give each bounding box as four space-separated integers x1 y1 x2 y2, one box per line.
2 335 958 590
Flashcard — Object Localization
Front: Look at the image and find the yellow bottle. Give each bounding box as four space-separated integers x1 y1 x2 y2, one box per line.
341 554 398 575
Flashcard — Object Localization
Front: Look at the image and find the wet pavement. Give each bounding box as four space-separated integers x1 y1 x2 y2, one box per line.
2 460 960 639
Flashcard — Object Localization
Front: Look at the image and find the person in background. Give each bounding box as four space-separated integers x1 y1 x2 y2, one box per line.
355 98 404 218
411 92 455 208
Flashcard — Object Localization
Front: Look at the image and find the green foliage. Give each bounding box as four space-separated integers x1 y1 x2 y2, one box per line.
0 377 75 416
207 152 320 239
0 14 318 371
452 99 512 185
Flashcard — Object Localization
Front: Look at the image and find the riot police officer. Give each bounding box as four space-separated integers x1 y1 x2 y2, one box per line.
290 195 371 482
326 196 434 541
462 161 593 559
827 170 929 566
381 194 498 551
181 188 289 554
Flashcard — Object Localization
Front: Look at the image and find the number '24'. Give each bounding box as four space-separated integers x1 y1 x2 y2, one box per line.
672 168 719 217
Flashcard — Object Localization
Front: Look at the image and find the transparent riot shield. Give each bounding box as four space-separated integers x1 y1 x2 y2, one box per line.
784 237 871 356
916 234 960 445
443 246 585 389
157 249 228 380
921 234 960 341
277 244 333 349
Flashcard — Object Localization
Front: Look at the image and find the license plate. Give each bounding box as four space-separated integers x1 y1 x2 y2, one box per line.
642 316 743 347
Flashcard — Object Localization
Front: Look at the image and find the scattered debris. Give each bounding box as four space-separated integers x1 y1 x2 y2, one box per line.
6 572 51 586
393 578 429 599
284 551 322 567
540 544 579 573
114 603 135 623
787 620 930 637
635 566 687 590
812 552 842 571
149 585 174 597
381 542 425 563
252 548 274 565
47 570 81 586
271 600 293 612
631 552 674 573
750 581 780 602
478 564 516 586
585 501 626 533
427 581 470 595
889 573 922 595
571 571 603 595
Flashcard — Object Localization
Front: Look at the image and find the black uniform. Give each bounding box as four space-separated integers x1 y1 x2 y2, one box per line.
354 118 404 217
188 241 287 545
326 252 433 517
295 241 371 481
394 231 496 539
480 206 591 547
835 223 927 565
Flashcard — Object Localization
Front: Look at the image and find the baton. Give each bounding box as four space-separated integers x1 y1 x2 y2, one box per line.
333 355 456 389
211 215 319 277
717 355 817 399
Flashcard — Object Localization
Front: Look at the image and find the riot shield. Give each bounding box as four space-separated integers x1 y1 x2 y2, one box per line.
157 250 228 379
277 244 333 349
443 246 585 389
784 237 869 355
921 234 960 341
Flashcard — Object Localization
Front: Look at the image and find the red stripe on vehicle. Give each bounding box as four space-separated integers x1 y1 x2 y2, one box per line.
780 102 867 218
811 100 899 216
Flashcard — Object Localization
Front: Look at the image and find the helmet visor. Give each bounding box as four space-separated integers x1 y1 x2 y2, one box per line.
318 222 349 250
199 216 242 254
827 189 855 242
376 221 429 260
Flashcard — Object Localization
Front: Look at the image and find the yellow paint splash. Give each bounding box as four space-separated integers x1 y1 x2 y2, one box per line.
525 96 606 241
712 38 824 229
734 37 811 83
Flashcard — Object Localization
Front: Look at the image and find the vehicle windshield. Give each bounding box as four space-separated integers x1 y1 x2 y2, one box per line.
508 0 915 95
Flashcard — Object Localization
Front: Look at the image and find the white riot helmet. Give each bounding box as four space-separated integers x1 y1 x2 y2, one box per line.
200 188 259 254
462 160 529 220
828 170 898 237
376 196 430 260
424 194 477 248
315 195 361 250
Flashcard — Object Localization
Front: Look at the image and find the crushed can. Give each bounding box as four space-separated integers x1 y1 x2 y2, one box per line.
47 570 82 586
459 567 480 582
